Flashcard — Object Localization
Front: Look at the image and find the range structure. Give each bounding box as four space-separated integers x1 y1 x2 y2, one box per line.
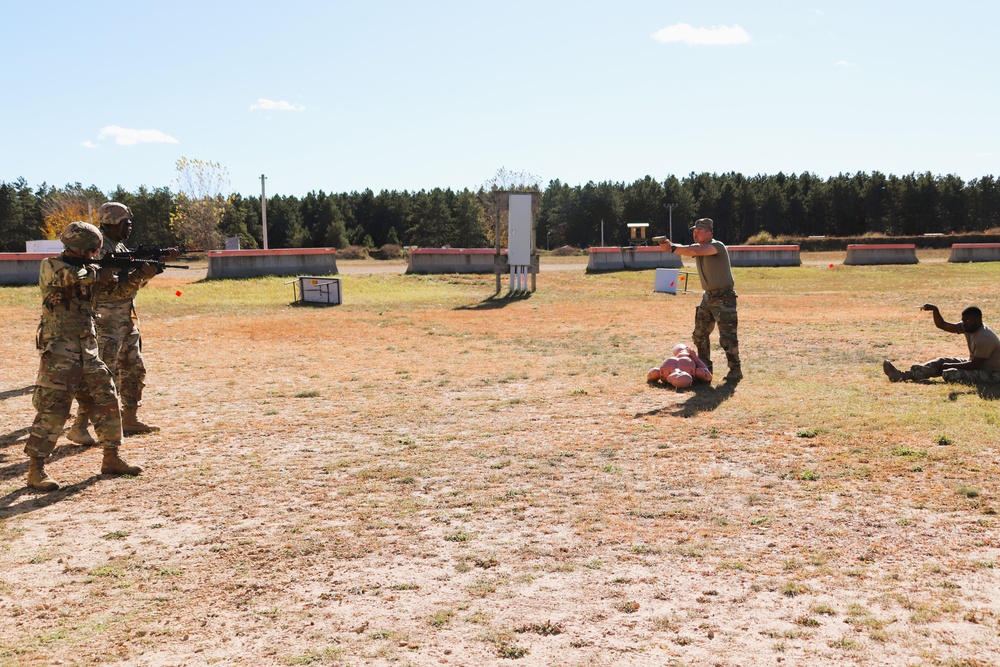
490 191 540 294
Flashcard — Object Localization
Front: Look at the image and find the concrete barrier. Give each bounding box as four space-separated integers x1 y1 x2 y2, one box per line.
406 248 504 274
728 245 801 267
949 243 1000 263
586 246 683 272
206 248 338 279
844 244 918 265
0 253 58 286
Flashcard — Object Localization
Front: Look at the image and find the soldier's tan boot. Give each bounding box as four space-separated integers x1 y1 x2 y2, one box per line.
122 407 160 436
27 457 61 492
882 359 913 382
67 412 97 446
101 449 143 476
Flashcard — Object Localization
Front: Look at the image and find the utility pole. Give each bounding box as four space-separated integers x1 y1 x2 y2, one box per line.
600 219 605 247
261 174 268 250
664 203 678 242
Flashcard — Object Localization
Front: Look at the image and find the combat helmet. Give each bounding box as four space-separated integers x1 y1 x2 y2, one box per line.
97 201 132 226
61 222 104 253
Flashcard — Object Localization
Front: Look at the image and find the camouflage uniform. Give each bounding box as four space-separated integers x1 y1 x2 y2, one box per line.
693 287 741 374
92 233 155 408
26 241 123 458
908 358 1000 384
71 203 159 438
688 223 741 379
25 222 141 491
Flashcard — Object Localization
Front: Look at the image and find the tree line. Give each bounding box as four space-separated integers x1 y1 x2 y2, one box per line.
2 171 999 254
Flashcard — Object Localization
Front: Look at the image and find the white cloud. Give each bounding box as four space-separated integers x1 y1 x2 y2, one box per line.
250 98 305 111
96 125 179 146
835 60 854 67
82 140 99 149
651 23 750 46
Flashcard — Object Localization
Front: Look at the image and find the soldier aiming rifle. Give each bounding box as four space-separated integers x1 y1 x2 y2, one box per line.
68 202 182 444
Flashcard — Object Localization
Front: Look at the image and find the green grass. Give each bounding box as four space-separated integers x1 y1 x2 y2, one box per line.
101 531 129 540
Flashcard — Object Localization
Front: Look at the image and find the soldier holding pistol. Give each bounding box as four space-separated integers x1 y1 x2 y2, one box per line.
660 218 743 383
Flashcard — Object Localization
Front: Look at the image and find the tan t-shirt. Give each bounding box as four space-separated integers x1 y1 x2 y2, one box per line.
694 240 735 292
965 325 1000 370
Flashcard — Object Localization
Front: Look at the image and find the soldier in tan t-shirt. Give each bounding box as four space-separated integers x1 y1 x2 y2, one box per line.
660 218 742 382
883 305 1000 384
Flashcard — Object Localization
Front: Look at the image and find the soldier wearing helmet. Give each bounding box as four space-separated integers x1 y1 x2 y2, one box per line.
68 202 174 443
23 222 143 491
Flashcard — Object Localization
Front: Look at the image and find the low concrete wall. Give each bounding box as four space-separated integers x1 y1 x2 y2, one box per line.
844 244 918 265
949 243 1000 263
587 247 683 272
406 248 505 274
728 245 801 267
0 253 58 285
206 248 338 279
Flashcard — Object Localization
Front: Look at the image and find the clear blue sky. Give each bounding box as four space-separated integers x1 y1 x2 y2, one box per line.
2 1 997 198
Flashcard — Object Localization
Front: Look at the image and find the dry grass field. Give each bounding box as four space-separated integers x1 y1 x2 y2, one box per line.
1 253 998 667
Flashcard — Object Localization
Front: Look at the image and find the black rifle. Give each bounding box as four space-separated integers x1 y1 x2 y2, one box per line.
108 245 186 263
63 255 188 274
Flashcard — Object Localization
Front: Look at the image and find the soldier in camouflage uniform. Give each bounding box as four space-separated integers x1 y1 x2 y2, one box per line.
883 305 1000 384
24 222 142 492
660 218 742 382
68 202 172 444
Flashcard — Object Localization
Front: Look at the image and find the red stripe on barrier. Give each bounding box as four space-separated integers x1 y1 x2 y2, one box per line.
0 253 60 260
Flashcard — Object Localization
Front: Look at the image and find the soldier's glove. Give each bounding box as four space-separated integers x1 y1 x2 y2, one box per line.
138 262 160 280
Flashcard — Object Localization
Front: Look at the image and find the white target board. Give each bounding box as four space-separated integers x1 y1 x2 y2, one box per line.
654 268 679 294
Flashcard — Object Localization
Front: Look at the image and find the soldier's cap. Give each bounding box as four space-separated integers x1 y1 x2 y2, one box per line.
690 218 714 232
98 201 133 226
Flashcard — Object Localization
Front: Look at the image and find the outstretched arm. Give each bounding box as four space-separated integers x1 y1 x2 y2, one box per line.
659 241 718 257
921 304 963 334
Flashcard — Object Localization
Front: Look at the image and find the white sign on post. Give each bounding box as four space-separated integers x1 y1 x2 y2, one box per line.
508 194 532 266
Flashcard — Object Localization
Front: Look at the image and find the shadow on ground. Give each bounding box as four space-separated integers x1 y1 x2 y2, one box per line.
0 475 103 519
0 427 31 449
0 385 33 402
947 382 1000 401
454 291 533 311
635 378 741 418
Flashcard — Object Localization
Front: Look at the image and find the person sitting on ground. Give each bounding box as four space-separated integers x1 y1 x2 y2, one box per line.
883 305 1000 384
